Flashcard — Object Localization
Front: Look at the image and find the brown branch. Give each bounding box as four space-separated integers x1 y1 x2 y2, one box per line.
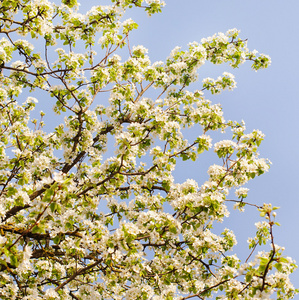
61 124 114 174
54 258 103 292
7 188 58 250
260 213 276 291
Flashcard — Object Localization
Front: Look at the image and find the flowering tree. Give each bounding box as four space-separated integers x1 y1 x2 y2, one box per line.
0 0 297 299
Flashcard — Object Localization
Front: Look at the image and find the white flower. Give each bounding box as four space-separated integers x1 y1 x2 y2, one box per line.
207 164 225 177
44 288 59 299
235 187 249 198
214 140 237 152
226 28 240 37
0 236 7 244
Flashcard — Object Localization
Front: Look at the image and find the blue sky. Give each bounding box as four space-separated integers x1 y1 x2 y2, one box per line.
121 0 299 290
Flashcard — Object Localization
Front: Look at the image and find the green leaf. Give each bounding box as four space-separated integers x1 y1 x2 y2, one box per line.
275 263 283 272
169 225 177 234
31 225 45 234
260 257 269 266
53 235 61 245
245 273 253 282
10 255 18 267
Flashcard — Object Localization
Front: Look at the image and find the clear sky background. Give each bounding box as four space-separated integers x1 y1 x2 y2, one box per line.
119 0 299 291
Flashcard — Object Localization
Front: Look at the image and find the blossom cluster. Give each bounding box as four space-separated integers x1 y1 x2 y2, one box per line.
0 0 296 299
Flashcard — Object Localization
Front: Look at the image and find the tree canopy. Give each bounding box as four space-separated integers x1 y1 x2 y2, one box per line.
0 0 297 299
